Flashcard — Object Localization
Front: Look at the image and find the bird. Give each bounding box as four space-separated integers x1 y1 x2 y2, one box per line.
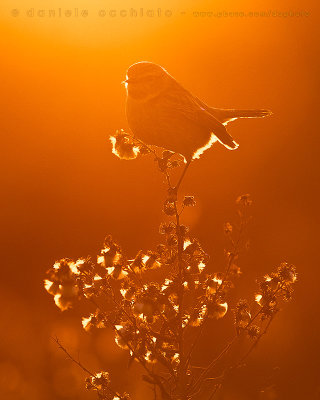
124 61 272 188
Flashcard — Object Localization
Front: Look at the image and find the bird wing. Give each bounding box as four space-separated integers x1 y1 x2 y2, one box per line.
161 83 238 150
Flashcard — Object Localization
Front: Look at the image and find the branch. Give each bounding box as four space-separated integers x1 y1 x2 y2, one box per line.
190 336 237 395
52 336 95 377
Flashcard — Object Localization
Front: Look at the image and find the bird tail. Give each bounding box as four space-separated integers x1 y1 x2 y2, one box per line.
210 108 273 125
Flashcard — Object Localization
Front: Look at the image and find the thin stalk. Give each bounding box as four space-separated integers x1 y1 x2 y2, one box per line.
165 165 188 399
53 337 120 398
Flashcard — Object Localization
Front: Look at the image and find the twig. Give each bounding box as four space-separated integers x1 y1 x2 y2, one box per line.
52 336 95 377
163 160 189 399
236 313 276 368
190 336 237 396
174 159 191 191
207 382 221 400
185 211 246 377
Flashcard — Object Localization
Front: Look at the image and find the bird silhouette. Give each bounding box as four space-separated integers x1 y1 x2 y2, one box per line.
124 61 272 188
125 61 272 160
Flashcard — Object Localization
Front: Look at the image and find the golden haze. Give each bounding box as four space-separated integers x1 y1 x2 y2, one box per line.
0 0 318 399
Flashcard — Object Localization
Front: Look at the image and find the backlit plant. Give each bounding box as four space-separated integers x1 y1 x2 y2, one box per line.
45 131 297 399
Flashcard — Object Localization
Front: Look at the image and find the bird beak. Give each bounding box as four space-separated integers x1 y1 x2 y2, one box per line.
122 77 140 85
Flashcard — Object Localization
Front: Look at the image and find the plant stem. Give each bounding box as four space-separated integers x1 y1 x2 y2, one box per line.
165 164 188 399
174 160 191 191
53 337 120 398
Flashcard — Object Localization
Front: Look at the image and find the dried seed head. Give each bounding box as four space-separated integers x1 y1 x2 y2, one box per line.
183 196 196 207
110 131 140 160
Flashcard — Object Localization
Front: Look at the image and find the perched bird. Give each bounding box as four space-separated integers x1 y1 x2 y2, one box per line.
124 61 272 162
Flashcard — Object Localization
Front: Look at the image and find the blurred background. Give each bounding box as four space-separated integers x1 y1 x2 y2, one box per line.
0 0 318 399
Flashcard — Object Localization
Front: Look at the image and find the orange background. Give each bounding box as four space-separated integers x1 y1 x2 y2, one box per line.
0 1 318 399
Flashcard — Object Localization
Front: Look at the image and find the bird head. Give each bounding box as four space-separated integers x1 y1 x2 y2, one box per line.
123 62 171 101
